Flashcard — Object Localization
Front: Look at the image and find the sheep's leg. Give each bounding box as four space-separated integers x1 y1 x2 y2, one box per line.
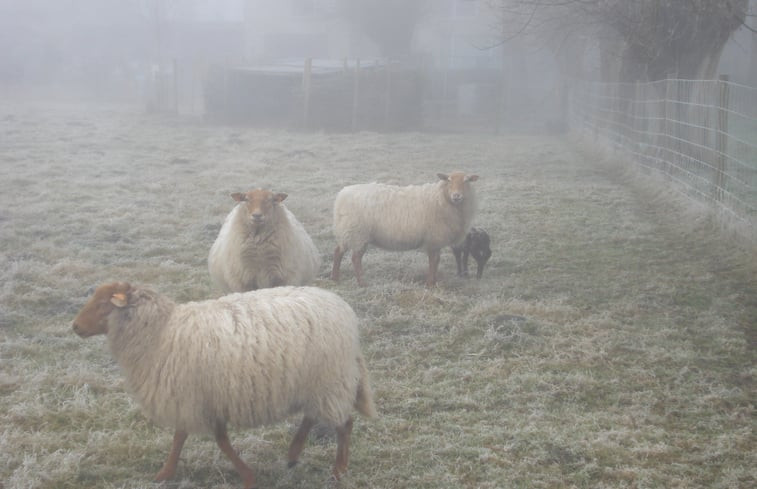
452 246 464 276
331 245 345 281
472 249 490 279
215 424 256 489
332 416 353 480
351 247 367 286
287 416 316 467
462 248 470 276
154 430 188 481
426 249 441 287
475 257 485 279
268 274 284 288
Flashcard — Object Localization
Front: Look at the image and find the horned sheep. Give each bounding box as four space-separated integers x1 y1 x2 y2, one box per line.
331 171 479 287
208 188 321 293
72 282 375 489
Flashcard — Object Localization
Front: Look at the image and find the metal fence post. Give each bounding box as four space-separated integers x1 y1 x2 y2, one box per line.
662 78 673 175
714 75 730 202
631 81 640 152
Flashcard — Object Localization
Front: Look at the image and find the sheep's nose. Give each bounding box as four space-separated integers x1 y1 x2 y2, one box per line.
451 193 463 203
251 213 264 221
72 322 81 334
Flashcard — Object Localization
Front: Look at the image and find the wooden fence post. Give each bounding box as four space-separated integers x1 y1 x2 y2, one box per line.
495 73 505 135
384 59 392 131
222 64 229 117
559 79 569 133
172 58 179 114
302 58 312 128
351 58 361 132
715 74 730 202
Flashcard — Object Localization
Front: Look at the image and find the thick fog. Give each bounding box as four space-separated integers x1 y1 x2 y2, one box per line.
1 4 755 488
0 0 754 130
0 1 566 131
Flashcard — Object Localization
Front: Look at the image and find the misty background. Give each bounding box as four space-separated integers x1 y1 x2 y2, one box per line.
1 0 754 132
1 3 756 488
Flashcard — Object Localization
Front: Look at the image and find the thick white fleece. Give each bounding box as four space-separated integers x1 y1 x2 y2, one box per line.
209 203 321 292
333 180 477 254
105 286 375 435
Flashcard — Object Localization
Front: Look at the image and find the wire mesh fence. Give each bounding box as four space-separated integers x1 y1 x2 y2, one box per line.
569 77 757 240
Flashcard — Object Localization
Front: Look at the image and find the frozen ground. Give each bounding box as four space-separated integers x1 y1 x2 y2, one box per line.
0 99 755 488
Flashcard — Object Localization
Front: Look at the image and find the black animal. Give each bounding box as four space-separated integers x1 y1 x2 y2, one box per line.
452 227 491 279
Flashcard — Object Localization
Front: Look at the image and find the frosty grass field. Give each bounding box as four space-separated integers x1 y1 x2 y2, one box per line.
0 100 755 489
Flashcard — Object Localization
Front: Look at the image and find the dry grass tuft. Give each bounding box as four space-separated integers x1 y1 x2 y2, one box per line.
1 100 754 488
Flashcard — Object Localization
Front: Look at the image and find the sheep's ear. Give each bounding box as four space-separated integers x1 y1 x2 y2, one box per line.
437 173 449 181
465 174 479 182
274 193 288 203
110 292 128 308
231 192 247 202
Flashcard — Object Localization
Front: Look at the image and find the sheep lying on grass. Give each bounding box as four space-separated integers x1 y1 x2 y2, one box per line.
452 227 491 279
331 171 479 287
72 282 375 489
208 189 321 292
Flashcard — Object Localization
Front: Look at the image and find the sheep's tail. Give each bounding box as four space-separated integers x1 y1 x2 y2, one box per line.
355 353 377 418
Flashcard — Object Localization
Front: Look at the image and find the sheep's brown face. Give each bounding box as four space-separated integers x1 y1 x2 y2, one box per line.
438 172 478 205
231 189 287 228
72 282 132 337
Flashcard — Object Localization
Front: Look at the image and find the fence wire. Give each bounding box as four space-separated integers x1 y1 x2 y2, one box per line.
569 77 757 238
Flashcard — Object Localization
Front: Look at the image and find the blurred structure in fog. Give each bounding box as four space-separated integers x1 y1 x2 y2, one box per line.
0 0 753 132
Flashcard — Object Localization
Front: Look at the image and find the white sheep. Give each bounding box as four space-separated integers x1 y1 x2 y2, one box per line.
208 188 321 292
72 282 375 489
331 171 479 287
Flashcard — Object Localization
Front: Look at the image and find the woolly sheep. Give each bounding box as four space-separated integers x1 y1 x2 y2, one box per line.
331 171 479 287
208 188 321 292
452 227 491 279
72 282 375 489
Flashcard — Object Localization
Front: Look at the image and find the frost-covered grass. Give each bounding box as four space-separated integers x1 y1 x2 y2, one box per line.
1 99 755 489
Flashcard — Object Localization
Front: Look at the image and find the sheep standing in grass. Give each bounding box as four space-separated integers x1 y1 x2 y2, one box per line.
332 171 479 287
208 189 321 292
452 227 491 279
72 282 375 489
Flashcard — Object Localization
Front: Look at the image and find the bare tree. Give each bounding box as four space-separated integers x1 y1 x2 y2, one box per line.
748 0 757 84
492 0 751 82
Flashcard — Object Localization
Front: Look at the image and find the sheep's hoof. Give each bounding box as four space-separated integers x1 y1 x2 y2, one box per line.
332 465 348 481
287 460 299 468
153 468 174 482
241 473 257 489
